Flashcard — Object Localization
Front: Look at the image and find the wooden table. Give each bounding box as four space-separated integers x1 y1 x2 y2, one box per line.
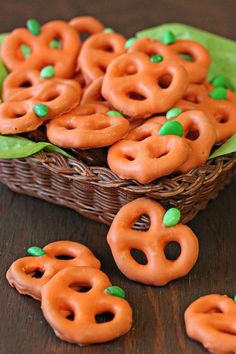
0 1 236 353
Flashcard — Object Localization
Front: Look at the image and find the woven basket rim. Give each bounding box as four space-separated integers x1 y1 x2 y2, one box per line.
21 150 236 191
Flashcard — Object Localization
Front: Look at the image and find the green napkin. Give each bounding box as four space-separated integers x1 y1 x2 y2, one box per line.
0 135 74 159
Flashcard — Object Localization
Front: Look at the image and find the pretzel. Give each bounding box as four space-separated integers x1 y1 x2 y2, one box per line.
185 294 236 354
129 37 210 83
79 32 126 84
102 52 189 118
1 20 80 78
41 266 133 345
172 110 216 172
6 241 100 300
107 198 199 285
108 134 189 184
47 103 130 149
69 16 104 41
0 74 81 134
177 84 236 142
81 76 111 107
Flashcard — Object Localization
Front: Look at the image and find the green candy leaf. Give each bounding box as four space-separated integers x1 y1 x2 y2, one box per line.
27 246 45 257
209 87 227 100
159 121 184 137
208 134 236 159
163 208 181 227
125 37 136 49
0 135 75 159
166 107 182 119
234 295 236 302
150 54 163 63
105 286 126 299
104 27 114 34
107 110 124 117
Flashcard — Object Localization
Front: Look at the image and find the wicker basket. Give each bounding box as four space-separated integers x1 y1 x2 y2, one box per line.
0 151 235 228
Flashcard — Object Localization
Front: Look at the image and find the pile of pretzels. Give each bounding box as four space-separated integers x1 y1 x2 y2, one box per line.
1 16 236 184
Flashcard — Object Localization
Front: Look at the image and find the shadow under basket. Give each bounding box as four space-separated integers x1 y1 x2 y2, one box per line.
0 152 235 229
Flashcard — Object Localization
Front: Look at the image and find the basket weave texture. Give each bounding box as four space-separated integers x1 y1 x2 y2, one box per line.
0 152 235 228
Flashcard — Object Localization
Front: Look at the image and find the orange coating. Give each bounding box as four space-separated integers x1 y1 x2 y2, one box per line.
69 16 104 40
1 20 80 78
107 134 189 184
47 103 130 149
129 37 210 83
0 76 81 134
41 266 133 345
107 198 199 285
81 76 111 107
79 32 126 84
185 294 236 354
126 116 166 140
6 241 101 301
177 84 236 142
174 110 216 173
102 52 189 118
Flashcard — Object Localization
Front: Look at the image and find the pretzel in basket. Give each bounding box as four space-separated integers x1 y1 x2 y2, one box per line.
172 110 216 172
129 37 210 83
1 20 80 78
177 84 236 142
47 104 130 149
185 294 236 354
41 266 133 345
81 76 111 107
0 75 81 134
107 198 199 285
107 134 189 184
79 31 126 84
69 16 104 40
102 52 189 118
6 241 100 300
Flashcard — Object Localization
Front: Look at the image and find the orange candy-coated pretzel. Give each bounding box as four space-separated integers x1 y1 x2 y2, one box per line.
41 266 133 345
102 52 188 118
107 198 199 285
1 20 80 78
6 241 100 300
129 38 210 83
69 16 104 40
79 32 126 84
185 294 236 354
81 76 111 107
173 110 216 172
0 74 81 134
47 103 130 149
107 134 189 184
177 84 236 142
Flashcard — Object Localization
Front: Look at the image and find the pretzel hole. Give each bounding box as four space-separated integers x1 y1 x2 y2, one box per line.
80 32 91 41
60 307 75 321
178 53 194 62
19 80 33 88
69 283 92 293
158 74 172 89
185 129 200 141
26 268 44 279
55 255 75 260
130 249 148 265
204 307 223 314
183 93 201 104
66 312 75 321
128 92 146 101
124 153 135 161
131 214 150 230
100 44 114 52
164 242 181 260
214 112 229 124
95 312 115 323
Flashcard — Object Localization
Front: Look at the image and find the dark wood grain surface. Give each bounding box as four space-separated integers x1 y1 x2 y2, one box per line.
0 1 236 353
